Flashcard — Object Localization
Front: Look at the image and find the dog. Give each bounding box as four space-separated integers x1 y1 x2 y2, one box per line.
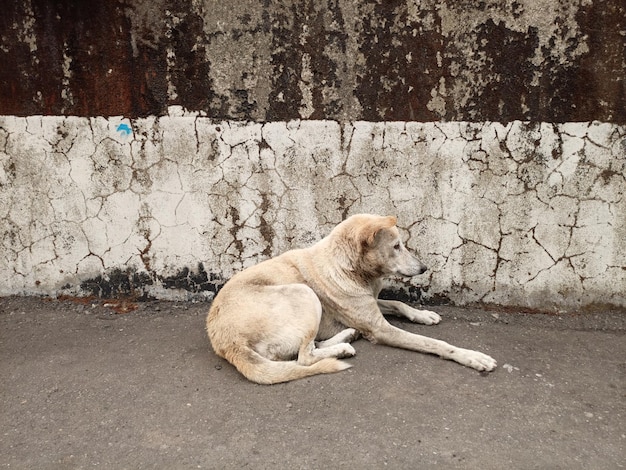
207 214 497 384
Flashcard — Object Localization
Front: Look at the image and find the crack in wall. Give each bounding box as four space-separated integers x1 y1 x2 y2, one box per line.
0 115 624 310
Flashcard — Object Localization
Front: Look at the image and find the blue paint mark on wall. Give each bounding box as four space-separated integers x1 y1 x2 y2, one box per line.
116 123 132 136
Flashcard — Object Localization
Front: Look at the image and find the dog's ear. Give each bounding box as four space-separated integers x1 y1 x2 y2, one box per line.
360 216 397 246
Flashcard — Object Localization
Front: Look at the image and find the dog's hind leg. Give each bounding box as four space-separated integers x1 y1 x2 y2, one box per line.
316 328 360 348
298 318 356 365
298 338 356 365
265 284 355 366
297 320 356 365
377 299 441 325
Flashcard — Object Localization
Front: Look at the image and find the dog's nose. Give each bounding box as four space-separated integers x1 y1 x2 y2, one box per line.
419 265 428 275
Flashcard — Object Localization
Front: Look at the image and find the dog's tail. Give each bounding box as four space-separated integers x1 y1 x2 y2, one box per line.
225 346 352 385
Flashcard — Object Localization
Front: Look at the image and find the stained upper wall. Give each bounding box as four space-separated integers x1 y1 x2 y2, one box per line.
1 0 624 122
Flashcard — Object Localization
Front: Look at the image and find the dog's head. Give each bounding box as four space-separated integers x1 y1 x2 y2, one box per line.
333 214 427 279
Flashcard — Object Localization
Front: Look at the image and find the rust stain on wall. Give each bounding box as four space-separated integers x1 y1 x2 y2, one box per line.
0 0 624 122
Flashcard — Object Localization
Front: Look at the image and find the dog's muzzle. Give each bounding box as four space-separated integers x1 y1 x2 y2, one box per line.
399 263 427 277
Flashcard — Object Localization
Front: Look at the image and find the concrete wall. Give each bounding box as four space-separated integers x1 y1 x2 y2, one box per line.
1 115 624 310
1 1 625 310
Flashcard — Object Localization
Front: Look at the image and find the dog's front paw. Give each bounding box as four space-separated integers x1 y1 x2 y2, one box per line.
421 310 441 325
408 309 441 325
456 349 497 372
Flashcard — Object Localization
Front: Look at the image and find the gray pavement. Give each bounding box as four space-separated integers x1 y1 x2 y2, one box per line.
1 296 624 469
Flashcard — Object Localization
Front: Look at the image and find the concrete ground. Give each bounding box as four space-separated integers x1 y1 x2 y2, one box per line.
0 297 624 470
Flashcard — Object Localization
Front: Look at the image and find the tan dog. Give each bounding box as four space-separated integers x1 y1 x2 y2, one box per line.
207 214 497 384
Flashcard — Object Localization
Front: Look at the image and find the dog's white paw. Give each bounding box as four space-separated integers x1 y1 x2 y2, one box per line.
422 310 441 325
456 349 497 372
337 343 356 358
341 328 360 342
408 309 441 325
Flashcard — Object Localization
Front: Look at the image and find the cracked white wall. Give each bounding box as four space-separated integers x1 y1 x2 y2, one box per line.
1 114 624 311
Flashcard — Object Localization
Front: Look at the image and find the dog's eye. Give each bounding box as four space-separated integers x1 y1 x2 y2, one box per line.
394 243 401 250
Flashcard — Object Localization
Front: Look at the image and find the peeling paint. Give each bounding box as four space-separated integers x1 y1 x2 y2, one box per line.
1 115 624 311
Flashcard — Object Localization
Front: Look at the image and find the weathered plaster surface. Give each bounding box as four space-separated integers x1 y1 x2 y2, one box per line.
1 115 624 310
1 0 624 122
